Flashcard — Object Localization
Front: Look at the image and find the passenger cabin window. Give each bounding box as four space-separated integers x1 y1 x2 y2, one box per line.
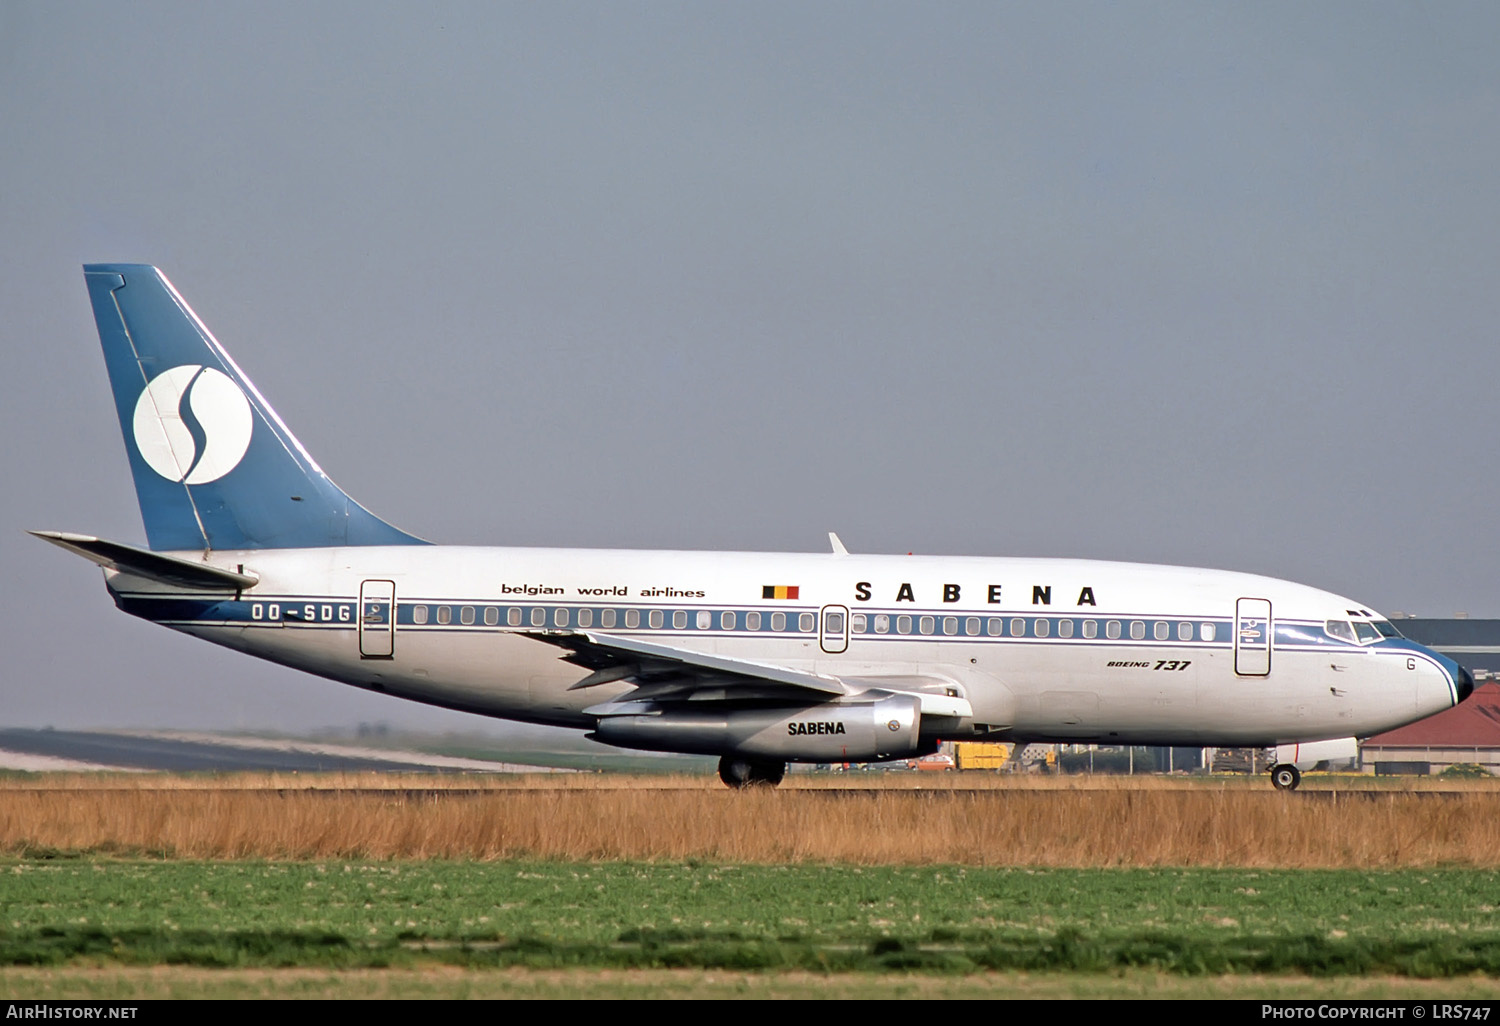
875 614 890 634
1154 621 1169 641
1106 620 1121 639
1177 622 1191 641
897 615 912 635
827 611 846 634
530 608 546 627
799 612 815 632
552 608 568 627
1011 618 1025 637
696 610 710 630
966 617 980 636
745 611 761 631
1034 619 1050 638
460 606 475 625
484 607 499 626
649 610 664 629
625 609 640 628
672 610 687 629
1130 621 1145 640
1082 620 1097 639
413 605 428 625
919 616 935 635
437 606 451 625
1058 619 1074 638
852 614 867 633
577 608 593 628
507 608 521 627
771 612 786 632
600 608 616 628
986 618 1002 636
1200 622 1215 642
722 611 737 630
942 617 957 636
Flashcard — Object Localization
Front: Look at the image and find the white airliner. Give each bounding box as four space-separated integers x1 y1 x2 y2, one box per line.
36 265 1471 789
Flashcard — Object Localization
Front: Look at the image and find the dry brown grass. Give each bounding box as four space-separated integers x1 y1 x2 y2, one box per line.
9 769 1497 791
6 774 1500 866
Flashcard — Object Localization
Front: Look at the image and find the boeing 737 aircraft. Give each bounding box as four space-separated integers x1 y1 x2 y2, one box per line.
35 265 1473 788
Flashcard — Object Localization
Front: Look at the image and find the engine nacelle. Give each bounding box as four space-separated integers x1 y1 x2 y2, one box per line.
590 694 927 762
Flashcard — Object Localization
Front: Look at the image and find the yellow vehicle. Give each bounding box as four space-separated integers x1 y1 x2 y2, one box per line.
955 742 1010 771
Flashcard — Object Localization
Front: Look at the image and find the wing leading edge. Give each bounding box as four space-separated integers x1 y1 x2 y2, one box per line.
521 630 973 719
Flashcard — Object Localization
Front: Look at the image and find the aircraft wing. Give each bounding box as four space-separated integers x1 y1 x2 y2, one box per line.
521 630 850 703
521 631 974 719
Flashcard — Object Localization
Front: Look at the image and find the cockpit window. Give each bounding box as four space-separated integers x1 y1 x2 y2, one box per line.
1324 620 1357 644
1327 618 1396 645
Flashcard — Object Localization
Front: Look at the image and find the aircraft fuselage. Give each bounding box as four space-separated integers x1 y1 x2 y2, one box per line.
105 545 1462 748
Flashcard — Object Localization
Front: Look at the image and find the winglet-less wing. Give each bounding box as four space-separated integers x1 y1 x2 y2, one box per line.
521 630 975 721
29 531 258 590
522 630 848 698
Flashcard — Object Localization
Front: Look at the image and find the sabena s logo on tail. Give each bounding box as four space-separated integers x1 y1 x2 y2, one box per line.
132 365 253 484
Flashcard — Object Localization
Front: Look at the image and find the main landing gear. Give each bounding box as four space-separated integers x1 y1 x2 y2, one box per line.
1270 764 1301 791
718 756 786 789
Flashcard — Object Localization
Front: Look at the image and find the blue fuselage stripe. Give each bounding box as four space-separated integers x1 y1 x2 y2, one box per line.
111 592 1420 660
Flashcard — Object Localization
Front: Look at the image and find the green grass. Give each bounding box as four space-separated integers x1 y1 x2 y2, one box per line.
5 860 1500 977
9 966 1500 1000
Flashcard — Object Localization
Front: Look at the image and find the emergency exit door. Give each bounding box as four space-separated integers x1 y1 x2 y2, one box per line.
820 604 850 654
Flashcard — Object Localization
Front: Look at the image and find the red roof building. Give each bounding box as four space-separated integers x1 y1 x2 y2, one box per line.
1361 682 1500 775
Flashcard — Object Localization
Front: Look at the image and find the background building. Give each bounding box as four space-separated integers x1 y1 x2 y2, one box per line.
1363 618 1500 775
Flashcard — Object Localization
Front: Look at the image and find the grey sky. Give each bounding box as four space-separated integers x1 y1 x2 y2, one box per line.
4 2 1499 732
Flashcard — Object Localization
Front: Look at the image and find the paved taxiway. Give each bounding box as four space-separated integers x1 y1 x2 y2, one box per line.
0 728 559 774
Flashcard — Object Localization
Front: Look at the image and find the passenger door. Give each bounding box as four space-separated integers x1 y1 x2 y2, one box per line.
1234 597 1272 676
359 579 395 658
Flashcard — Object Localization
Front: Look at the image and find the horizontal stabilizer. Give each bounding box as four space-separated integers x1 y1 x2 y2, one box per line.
29 531 258 590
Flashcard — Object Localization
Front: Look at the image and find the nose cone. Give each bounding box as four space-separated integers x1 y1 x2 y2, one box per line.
1408 643 1473 715
1454 663 1475 703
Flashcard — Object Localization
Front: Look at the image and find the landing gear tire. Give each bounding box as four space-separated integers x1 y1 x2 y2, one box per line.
1270 764 1301 791
718 756 786 789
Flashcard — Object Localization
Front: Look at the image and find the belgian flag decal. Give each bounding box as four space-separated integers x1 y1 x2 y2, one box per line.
762 585 800 600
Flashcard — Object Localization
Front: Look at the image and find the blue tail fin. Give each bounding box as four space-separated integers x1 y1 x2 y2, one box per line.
83 264 426 552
